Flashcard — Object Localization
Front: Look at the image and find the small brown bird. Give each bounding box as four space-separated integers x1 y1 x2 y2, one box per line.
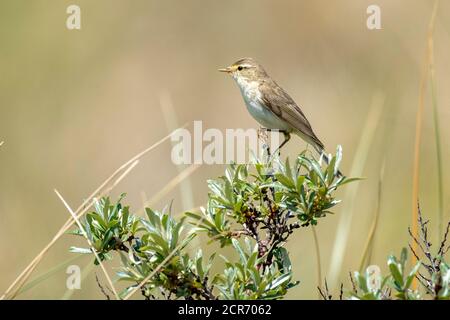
219 57 336 170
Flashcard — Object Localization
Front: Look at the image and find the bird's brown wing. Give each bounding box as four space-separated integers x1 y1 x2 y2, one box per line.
258 80 325 150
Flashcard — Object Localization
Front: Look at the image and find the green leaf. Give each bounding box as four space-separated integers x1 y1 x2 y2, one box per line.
327 155 337 184
145 208 160 228
355 272 369 293
232 239 247 265
248 266 261 287
247 251 258 269
285 158 293 180
274 247 291 272
102 197 111 221
69 247 92 254
296 175 305 194
338 177 363 187
170 221 184 250
388 256 404 288
178 233 196 252
266 273 291 291
400 248 408 264
334 145 342 174
275 173 295 189
101 229 114 250
405 261 421 289
148 233 170 254
303 157 325 183
196 250 204 280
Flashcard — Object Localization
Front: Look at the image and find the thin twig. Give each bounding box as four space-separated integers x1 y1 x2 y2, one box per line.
437 221 450 256
317 279 335 300
317 287 327 300
408 243 421 265
408 201 450 297
95 273 111 300
349 271 357 295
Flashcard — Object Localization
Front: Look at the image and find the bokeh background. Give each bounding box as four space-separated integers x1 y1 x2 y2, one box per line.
1 0 449 299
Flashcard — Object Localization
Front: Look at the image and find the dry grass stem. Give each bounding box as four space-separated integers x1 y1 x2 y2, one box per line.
0 125 187 300
311 226 322 299
358 160 385 271
54 189 120 300
160 91 195 212
139 163 201 212
327 91 385 289
411 1 439 288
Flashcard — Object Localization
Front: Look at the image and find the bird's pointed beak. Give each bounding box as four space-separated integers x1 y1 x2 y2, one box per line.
218 66 232 73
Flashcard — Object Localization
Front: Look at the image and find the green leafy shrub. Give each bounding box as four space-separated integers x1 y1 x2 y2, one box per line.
69 146 450 300
346 207 450 300
350 248 421 300
70 147 353 299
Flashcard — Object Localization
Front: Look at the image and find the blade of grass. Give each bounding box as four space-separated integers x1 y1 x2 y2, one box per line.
160 90 195 212
358 159 385 272
327 91 385 289
311 226 322 299
54 190 120 300
411 0 439 288
61 261 96 300
17 254 84 296
429 18 444 242
158 92 200 258
4 160 139 300
139 163 201 213
0 125 187 300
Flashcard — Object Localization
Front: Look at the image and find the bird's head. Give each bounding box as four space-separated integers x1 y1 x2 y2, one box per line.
219 58 268 84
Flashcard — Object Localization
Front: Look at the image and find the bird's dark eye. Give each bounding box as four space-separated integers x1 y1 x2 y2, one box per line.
237 66 243 71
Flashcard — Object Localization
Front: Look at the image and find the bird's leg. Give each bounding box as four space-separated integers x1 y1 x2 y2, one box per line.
260 129 291 156
278 131 291 150
273 130 291 156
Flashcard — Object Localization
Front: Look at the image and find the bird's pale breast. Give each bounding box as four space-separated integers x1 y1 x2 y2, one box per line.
237 80 291 131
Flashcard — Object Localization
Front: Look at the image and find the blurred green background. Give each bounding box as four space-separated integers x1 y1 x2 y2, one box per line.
1 0 449 299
